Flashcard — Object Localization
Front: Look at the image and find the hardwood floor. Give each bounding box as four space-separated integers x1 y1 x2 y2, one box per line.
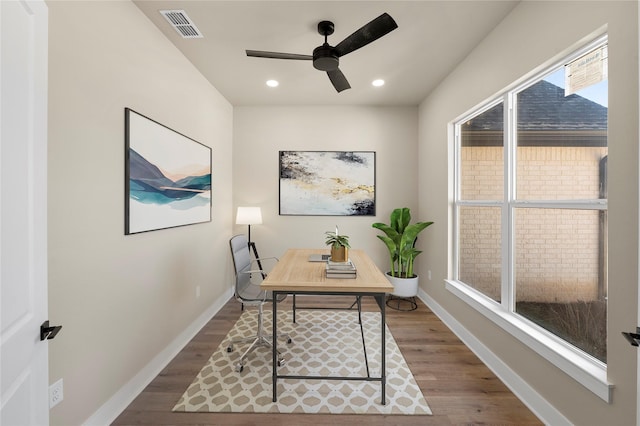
112 296 542 425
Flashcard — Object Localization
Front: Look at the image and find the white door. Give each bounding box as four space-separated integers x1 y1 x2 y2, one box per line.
0 1 50 425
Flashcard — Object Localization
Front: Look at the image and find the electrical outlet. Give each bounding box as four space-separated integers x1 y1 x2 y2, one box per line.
196 286 201 298
49 378 63 408
428 270 432 280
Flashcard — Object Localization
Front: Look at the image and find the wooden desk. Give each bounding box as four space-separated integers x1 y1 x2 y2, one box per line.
261 248 394 404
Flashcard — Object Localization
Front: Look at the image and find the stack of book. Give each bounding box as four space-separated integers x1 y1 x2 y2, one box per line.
325 259 357 279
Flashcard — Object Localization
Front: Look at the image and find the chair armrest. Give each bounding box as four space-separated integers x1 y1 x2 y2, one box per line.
250 256 278 272
253 256 279 263
241 269 268 274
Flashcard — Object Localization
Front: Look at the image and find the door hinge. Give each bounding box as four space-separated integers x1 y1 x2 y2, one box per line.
621 327 640 347
40 321 62 341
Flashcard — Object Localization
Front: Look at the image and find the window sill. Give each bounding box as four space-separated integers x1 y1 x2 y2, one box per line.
445 279 612 402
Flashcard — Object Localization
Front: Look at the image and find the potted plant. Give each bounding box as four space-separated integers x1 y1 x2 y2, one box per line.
372 207 433 297
325 227 350 262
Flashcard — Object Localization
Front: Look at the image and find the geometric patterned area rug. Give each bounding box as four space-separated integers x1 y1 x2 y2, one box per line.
173 309 432 415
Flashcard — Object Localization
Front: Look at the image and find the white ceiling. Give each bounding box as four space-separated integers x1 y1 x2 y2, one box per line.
133 1 519 106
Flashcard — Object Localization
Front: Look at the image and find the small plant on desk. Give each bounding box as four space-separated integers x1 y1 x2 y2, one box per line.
325 227 350 262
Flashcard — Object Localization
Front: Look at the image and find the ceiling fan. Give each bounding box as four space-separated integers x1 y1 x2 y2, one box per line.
246 13 398 93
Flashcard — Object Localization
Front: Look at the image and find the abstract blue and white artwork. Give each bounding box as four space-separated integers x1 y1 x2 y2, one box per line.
279 151 375 216
125 108 211 234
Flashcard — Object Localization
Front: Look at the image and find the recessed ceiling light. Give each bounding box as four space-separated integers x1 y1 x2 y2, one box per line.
266 80 279 87
372 79 385 87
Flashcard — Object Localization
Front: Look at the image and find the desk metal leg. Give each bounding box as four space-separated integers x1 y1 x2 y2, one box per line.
379 293 387 405
272 293 278 402
293 294 296 323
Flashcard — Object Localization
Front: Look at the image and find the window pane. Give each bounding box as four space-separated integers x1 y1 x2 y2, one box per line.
458 206 501 302
516 146 607 200
514 208 607 362
460 103 503 200
516 70 607 200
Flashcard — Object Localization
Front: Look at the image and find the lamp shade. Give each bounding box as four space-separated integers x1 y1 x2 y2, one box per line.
236 207 262 225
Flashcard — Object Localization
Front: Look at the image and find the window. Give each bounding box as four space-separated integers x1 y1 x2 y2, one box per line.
450 37 608 396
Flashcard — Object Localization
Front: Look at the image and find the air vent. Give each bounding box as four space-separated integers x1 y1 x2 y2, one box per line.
160 10 203 39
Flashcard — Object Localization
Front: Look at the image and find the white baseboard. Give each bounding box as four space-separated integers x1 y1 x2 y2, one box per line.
83 287 234 426
418 289 571 426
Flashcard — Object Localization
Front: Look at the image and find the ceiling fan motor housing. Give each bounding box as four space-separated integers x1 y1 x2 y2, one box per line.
313 45 339 71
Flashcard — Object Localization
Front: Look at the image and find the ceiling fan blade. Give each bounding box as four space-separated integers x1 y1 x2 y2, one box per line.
327 68 351 92
246 50 313 60
334 13 398 57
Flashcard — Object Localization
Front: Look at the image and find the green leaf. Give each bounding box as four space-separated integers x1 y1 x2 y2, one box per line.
376 235 398 276
372 223 400 242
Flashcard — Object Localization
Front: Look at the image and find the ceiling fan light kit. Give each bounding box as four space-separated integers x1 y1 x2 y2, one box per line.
246 13 397 93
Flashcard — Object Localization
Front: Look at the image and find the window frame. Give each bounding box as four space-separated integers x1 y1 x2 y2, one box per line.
448 34 612 402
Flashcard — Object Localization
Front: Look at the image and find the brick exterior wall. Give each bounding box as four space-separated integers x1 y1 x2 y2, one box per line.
459 146 607 303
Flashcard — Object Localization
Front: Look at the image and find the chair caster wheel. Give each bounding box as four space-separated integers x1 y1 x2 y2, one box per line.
226 345 233 353
277 357 285 367
236 363 244 373
286 338 292 344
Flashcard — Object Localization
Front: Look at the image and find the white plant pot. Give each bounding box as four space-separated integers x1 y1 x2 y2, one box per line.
386 272 419 298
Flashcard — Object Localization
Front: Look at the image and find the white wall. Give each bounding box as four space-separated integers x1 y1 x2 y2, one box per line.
233 106 421 270
418 1 638 424
47 1 233 424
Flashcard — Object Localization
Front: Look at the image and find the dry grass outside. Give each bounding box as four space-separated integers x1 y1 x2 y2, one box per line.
516 300 607 363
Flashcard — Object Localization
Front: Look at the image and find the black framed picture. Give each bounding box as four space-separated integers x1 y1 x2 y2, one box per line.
125 108 212 234
279 150 376 216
